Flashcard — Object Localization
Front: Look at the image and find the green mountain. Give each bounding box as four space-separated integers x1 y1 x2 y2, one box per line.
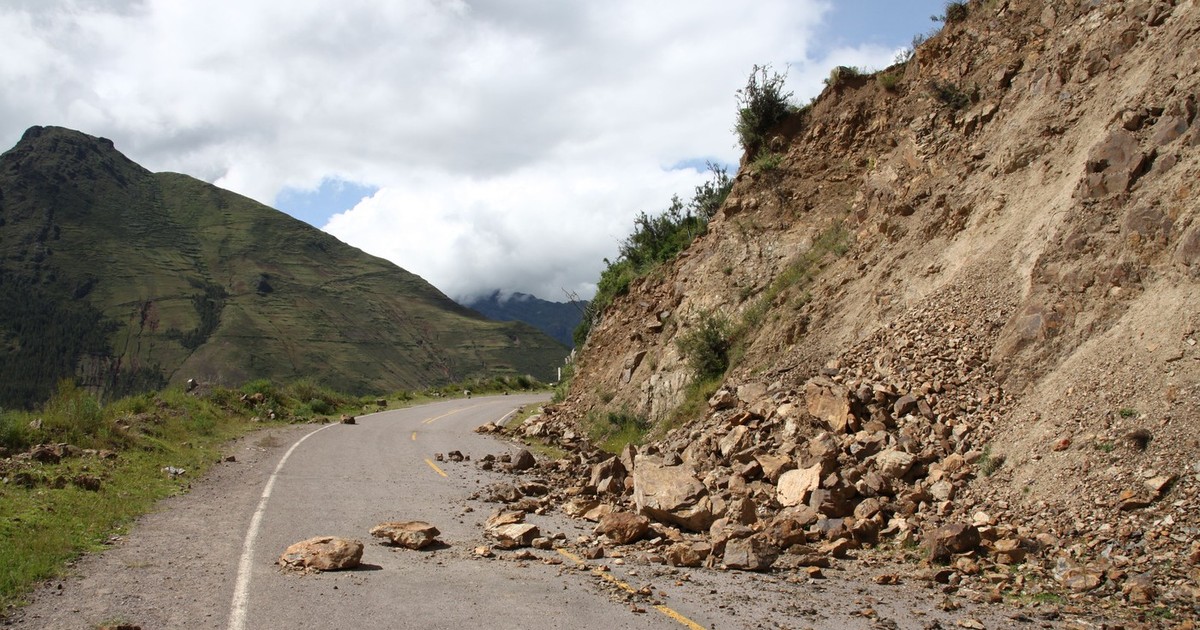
0 126 567 408
463 291 587 348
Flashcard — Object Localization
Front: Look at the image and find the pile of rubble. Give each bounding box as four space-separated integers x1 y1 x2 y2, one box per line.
478 368 1192 619
1 442 115 491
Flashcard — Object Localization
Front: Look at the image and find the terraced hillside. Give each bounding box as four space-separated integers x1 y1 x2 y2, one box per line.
0 126 566 407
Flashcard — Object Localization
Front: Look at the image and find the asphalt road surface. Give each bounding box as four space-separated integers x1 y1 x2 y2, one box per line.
10 394 1025 629
225 393 696 630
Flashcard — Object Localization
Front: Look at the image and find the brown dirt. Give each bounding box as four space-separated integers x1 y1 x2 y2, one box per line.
547 0 1200 624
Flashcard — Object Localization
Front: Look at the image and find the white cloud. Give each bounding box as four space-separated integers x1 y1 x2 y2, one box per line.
325 160 704 300
0 0 903 301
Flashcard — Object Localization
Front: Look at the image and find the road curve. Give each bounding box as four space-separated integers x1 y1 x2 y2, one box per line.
9 395 1023 630
227 394 695 629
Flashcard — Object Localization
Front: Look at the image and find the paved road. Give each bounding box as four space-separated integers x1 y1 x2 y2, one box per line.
227 393 694 630
10 395 1024 630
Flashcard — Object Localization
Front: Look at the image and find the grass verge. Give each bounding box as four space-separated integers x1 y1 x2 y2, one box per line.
0 380 372 613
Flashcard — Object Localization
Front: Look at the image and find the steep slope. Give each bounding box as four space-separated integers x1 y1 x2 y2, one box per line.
463 291 585 348
0 126 566 407
542 0 1199 614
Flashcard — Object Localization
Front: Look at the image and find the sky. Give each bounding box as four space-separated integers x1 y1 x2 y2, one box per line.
0 0 947 302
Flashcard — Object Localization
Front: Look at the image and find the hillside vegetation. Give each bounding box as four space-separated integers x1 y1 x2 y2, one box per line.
0 127 567 408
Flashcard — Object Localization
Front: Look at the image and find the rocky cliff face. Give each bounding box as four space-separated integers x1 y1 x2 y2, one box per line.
536 0 1199 613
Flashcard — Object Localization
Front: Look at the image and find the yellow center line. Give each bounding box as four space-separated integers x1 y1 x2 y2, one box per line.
421 403 486 425
423 458 447 478
554 549 706 630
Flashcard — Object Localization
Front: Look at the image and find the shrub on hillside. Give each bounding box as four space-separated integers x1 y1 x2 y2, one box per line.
734 64 794 154
574 165 732 346
676 311 731 381
824 65 864 89
944 2 969 23
878 72 902 91
929 80 972 110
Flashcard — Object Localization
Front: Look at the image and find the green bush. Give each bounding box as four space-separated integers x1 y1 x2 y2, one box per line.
735 64 794 154
877 72 902 91
240 379 276 399
574 164 732 346
689 162 733 221
676 311 731 381
586 409 651 453
944 1 969 23
824 65 863 89
750 151 783 173
619 198 706 270
41 380 106 445
929 80 971 110
0 409 31 451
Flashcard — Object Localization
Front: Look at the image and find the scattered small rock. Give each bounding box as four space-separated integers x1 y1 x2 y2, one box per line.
370 521 441 550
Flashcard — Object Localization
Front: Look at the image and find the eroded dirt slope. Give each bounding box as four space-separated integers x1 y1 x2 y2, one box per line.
535 0 1199 622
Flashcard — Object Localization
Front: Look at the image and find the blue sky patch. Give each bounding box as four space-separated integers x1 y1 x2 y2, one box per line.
274 178 379 228
821 1 948 53
667 157 737 174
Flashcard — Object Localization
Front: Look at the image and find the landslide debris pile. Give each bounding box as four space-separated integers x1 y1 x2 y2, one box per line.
494 0 1200 622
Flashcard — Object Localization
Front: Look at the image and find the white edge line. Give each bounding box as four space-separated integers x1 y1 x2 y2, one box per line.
495 409 519 427
227 422 336 630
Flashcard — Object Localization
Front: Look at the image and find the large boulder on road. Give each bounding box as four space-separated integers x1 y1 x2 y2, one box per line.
594 512 650 544
278 536 363 571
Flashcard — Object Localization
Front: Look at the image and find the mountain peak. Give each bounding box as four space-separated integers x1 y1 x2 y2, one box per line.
4 125 149 186
0 127 568 407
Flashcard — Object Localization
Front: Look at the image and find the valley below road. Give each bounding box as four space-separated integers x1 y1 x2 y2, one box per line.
9 395 1026 630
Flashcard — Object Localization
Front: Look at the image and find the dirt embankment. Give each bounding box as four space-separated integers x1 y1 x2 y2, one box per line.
535 0 1200 622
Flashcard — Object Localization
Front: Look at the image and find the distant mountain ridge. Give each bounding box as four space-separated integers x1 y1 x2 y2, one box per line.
0 126 567 407
463 291 586 348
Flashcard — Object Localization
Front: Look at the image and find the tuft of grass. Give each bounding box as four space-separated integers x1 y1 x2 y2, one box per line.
520 437 569 461
1031 592 1066 605
929 80 972 110
750 151 784 173
878 72 902 91
977 446 1005 476
1118 407 1138 418
663 377 722 438
1148 606 1177 620
824 65 864 89
585 410 651 454
1094 441 1115 453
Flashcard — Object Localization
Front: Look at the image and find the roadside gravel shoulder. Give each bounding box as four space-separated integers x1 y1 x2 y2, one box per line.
6 423 322 629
